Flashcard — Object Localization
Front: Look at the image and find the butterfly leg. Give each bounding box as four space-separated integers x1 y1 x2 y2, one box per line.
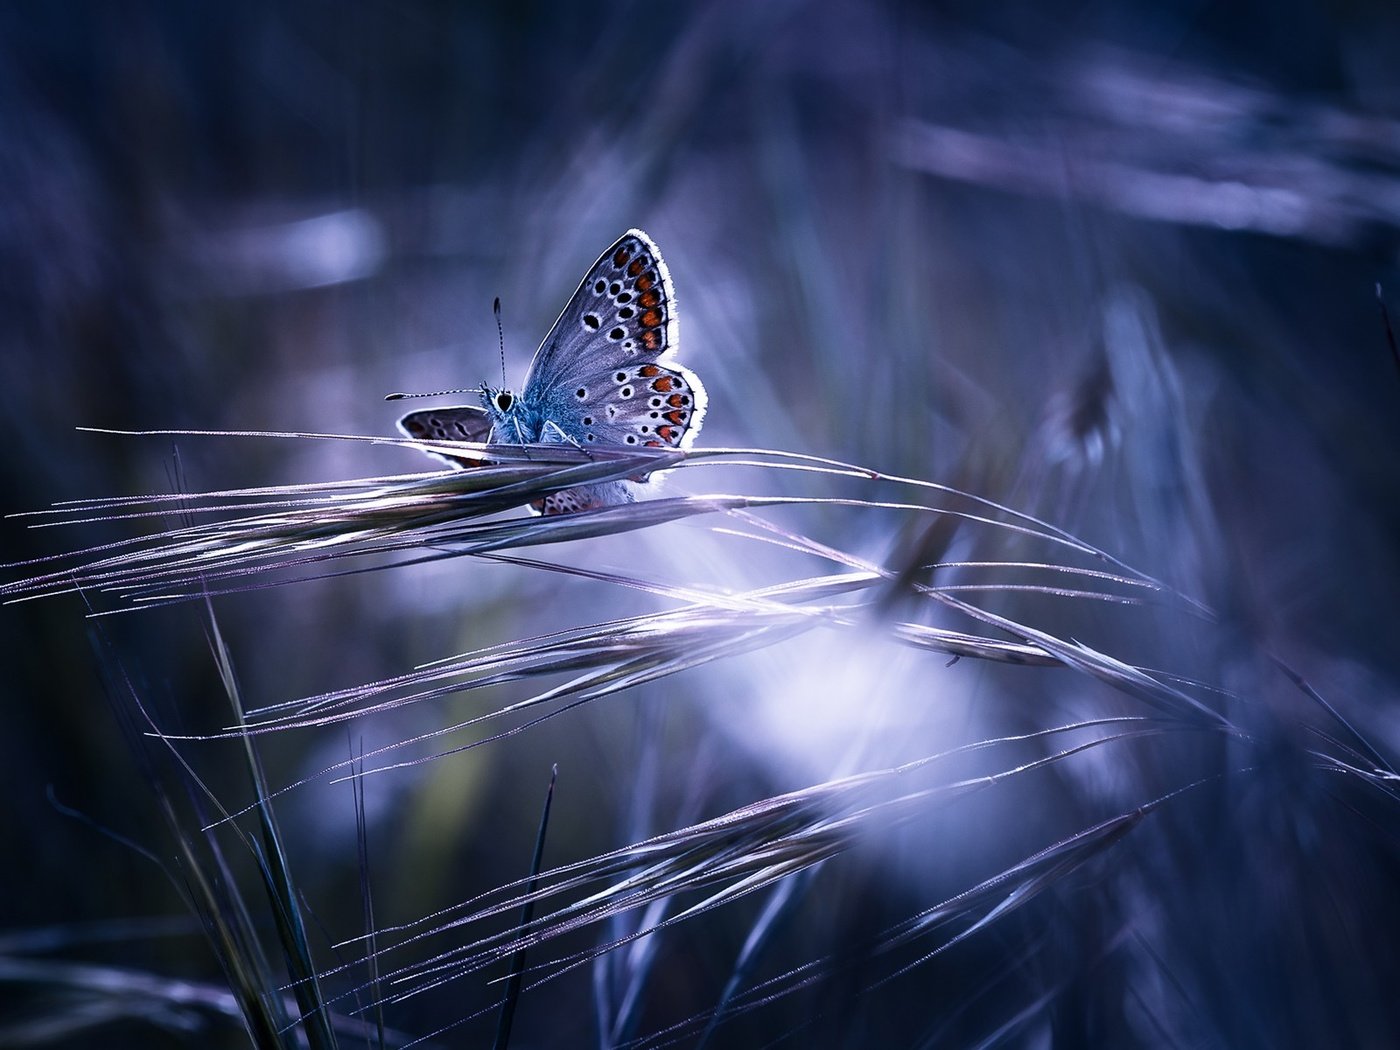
540 420 596 459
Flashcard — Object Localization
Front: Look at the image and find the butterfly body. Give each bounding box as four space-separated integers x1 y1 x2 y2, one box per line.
399 230 707 514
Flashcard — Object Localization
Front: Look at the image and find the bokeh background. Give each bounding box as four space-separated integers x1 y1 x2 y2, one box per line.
4 2 1400 1047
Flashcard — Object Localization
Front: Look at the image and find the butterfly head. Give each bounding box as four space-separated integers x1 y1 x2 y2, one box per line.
482 385 514 413
480 382 536 441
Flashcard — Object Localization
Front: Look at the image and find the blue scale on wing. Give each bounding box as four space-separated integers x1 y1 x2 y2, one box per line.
548 362 707 452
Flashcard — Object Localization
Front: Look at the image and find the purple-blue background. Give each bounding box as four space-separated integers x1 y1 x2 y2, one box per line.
3 3 1400 1046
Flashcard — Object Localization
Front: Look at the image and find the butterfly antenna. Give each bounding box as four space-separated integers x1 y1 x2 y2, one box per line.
494 296 507 388
387 297 507 402
385 388 478 401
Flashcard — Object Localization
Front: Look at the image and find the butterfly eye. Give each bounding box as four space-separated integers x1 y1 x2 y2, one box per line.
495 392 514 411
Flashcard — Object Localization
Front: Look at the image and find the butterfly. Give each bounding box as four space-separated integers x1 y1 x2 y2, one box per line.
397 229 708 515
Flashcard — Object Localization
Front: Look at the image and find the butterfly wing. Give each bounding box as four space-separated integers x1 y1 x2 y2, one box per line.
523 229 680 398
521 229 707 452
397 405 493 467
542 361 707 451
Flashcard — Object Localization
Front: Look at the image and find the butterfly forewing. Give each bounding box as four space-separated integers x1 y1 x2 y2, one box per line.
398 405 493 443
522 229 682 401
397 405 493 466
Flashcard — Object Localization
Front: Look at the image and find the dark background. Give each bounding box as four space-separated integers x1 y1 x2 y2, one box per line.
3 2 1400 1047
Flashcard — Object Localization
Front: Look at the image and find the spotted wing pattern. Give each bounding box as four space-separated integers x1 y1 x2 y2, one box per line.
530 482 632 516
397 405 493 467
551 362 706 450
524 230 707 454
523 229 681 393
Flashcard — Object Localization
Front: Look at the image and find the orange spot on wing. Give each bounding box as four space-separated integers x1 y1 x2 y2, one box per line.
642 330 661 350
640 309 662 328
635 273 654 291
639 364 661 377
628 258 645 276
613 247 631 266
638 289 660 308
667 393 685 407
664 410 686 424
651 376 675 392
657 425 677 442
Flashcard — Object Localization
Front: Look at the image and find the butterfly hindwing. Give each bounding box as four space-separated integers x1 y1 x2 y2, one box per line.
534 361 708 451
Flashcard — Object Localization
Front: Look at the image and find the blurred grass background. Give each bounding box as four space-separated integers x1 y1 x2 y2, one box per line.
3 1 1400 1047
